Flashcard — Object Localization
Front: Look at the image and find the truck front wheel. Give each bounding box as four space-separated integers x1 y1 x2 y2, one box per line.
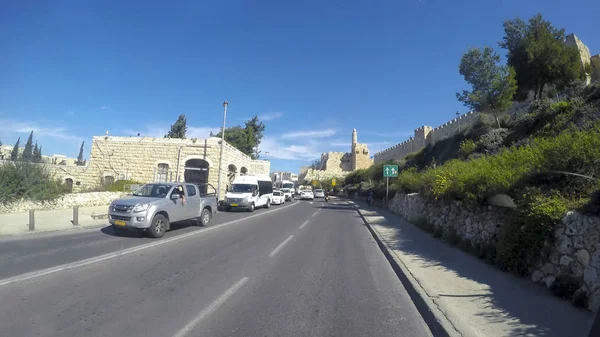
148 214 168 238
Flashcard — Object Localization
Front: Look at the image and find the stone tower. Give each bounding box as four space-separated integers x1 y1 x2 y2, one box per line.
351 129 373 171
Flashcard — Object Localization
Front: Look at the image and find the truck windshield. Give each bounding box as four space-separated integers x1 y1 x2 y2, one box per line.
283 183 294 189
132 184 171 197
229 184 254 193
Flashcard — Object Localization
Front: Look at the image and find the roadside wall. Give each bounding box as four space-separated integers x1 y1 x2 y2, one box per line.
0 191 126 214
379 192 600 312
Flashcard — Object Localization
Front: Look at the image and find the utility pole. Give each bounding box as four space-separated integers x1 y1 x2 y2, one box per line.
217 101 228 201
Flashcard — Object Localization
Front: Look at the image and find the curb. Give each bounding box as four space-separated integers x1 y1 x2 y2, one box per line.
350 200 462 337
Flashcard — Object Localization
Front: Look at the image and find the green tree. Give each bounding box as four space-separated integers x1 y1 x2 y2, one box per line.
36 145 43 162
76 141 85 165
244 116 266 158
10 137 20 161
457 46 518 128
165 114 187 139
22 131 34 161
33 143 40 163
211 116 266 159
499 14 585 100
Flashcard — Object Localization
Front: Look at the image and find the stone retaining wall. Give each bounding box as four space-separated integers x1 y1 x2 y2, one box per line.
0 191 126 214
361 192 600 312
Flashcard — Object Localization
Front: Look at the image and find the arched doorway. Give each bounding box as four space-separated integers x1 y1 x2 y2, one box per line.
65 178 73 192
227 164 237 182
184 159 209 193
240 167 248 175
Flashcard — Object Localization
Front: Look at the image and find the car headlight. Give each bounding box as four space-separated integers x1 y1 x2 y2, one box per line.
243 196 249 202
133 203 150 213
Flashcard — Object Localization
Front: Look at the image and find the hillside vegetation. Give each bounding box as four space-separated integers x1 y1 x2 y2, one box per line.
343 14 600 278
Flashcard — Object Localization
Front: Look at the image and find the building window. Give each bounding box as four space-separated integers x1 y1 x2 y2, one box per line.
157 163 169 182
104 175 115 185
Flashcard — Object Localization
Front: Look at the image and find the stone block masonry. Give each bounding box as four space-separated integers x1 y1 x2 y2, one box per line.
388 192 600 312
374 111 480 163
47 135 270 199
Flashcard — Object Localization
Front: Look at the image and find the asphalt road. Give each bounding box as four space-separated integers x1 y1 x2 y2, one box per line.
0 199 432 337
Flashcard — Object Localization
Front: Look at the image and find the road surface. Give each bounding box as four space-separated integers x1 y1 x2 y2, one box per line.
0 199 432 337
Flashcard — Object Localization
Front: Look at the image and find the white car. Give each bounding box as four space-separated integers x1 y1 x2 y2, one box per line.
314 189 325 198
300 190 314 200
271 190 285 205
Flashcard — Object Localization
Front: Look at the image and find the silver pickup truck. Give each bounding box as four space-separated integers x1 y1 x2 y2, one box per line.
108 182 218 238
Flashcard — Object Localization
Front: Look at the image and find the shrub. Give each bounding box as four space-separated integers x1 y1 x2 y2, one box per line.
459 139 477 158
104 179 143 192
477 128 509 154
0 161 67 204
495 189 568 275
410 215 434 233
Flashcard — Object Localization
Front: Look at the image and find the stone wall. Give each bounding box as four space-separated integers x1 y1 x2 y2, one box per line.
299 168 350 182
352 142 373 170
320 152 352 173
46 136 269 198
383 192 600 312
0 191 126 214
374 111 479 163
591 55 600 83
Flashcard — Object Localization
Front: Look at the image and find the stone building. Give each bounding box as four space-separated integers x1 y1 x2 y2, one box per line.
565 33 600 84
299 129 373 182
49 135 270 198
270 171 299 182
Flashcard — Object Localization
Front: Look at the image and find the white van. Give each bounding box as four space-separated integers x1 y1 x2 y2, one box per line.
223 175 274 212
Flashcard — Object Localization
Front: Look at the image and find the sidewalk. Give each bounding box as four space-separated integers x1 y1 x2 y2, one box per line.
350 200 594 337
0 205 110 236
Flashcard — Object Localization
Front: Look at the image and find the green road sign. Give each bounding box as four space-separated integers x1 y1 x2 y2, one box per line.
383 165 399 178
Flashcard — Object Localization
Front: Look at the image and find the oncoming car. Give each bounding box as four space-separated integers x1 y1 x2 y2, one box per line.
300 190 314 200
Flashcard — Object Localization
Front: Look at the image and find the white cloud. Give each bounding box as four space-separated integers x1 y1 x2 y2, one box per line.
0 119 82 141
99 106 109 110
259 112 283 121
259 136 321 160
280 129 337 140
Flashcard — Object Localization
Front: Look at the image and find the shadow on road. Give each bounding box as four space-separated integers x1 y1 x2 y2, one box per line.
100 220 198 238
355 201 594 337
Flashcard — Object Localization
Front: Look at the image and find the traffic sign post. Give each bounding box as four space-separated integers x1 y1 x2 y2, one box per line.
383 165 399 204
331 178 336 187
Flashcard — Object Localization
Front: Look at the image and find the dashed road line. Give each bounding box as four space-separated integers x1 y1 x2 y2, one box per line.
171 277 249 337
269 235 294 257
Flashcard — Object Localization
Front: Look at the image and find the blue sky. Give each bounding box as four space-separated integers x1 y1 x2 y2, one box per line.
0 0 598 173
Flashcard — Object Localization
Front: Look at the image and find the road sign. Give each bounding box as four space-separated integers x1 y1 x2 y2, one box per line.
383 165 399 178
331 178 336 186
311 180 317 186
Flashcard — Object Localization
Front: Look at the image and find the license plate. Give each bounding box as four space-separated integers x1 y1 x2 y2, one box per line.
230 203 238 207
114 220 126 226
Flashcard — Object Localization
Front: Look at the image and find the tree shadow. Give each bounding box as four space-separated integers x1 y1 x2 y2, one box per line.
356 202 595 337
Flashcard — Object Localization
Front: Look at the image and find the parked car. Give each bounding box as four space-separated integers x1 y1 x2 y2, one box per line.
314 189 325 198
108 182 217 238
223 174 273 212
271 190 285 205
300 190 314 200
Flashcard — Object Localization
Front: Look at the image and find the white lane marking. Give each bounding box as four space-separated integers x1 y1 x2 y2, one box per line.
299 220 310 229
309 201 313 205
0 201 299 288
269 235 294 257
312 211 319 217
171 277 249 337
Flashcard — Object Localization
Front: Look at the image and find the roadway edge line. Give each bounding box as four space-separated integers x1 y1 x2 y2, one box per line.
171 276 249 337
0 201 300 288
348 199 461 337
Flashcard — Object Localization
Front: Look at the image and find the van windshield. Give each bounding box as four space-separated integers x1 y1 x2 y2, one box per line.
229 184 254 193
282 183 294 189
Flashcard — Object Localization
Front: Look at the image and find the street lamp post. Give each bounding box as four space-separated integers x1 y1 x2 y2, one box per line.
217 101 228 201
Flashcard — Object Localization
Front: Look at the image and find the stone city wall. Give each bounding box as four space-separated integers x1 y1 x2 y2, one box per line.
384 192 600 312
374 111 479 163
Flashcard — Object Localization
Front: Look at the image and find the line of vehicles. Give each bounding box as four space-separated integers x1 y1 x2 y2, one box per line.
107 176 323 239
